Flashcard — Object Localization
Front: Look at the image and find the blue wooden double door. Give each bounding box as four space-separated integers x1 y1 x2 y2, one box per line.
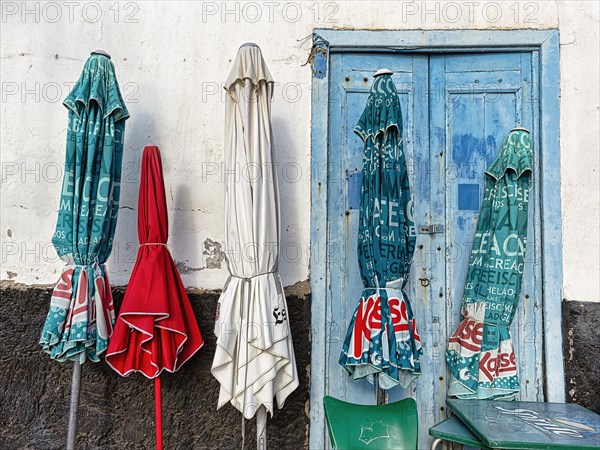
324 51 543 446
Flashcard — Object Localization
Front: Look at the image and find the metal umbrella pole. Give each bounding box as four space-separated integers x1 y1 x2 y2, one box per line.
257 405 267 450
155 376 163 450
66 361 81 450
375 374 387 405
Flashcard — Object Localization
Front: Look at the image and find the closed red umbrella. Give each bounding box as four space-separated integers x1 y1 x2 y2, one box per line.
106 145 203 450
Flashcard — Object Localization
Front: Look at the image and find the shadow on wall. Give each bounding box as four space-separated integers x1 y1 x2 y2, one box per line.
271 116 304 285
170 183 206 275
0 283 311 450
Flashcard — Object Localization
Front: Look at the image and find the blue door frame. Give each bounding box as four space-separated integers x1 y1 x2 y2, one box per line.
309 29 563 450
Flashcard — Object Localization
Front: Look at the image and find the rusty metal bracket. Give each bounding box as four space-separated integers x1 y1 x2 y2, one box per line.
303 33 329 79
418 224 444 234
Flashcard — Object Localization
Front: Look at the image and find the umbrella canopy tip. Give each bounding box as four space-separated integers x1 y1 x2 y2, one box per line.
374 68 393 77
91 49 111 59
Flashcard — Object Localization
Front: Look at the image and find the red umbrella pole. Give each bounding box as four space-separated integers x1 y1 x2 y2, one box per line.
154 376 163 450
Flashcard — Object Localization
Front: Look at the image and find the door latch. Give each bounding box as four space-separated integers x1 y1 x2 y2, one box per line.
418 224 444 234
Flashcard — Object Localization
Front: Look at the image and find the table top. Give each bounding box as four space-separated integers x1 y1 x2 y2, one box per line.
429 415 490 449
447 399 600 450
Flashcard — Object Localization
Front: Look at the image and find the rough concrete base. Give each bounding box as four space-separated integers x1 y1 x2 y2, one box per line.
0 283 310 450
3 283 598 448
562 300 600 413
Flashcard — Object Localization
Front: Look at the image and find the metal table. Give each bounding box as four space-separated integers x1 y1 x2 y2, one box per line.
429 399 600 450
430 415 491 450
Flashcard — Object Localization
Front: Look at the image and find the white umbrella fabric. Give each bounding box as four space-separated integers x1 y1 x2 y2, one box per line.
211 43 298 448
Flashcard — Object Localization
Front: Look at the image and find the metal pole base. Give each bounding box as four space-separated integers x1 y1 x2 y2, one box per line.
256 405 267 450
66 361 82 450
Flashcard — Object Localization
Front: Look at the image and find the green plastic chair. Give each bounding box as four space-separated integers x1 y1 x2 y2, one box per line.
323 396 418 450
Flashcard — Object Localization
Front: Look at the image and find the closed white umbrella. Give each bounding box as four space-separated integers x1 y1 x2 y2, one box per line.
211 43 298 449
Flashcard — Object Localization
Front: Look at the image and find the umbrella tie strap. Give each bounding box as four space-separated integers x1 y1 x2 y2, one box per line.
470 320 510 328
228 270 277 282
463 310 511 328
363 286 408 291
140 242 169 247
66 260 103 277
67 260 103 268
67 264 103 267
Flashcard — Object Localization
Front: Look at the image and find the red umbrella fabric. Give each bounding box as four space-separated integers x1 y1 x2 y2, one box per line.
106 145 203 449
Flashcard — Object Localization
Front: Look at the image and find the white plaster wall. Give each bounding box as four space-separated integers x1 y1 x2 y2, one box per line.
1 1 598 300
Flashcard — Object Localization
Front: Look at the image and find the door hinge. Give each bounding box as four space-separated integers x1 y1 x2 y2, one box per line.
418 224 444 234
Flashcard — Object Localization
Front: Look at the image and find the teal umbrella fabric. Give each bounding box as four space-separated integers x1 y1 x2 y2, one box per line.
446 129 533 400
40 52 129 364
339 73 422 389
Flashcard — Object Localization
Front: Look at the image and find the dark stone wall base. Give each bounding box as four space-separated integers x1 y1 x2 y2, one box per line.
0 283 310 450
562 300 600 413
2 283 598 448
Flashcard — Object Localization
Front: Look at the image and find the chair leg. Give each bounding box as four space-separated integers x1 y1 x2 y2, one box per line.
430 438 443 450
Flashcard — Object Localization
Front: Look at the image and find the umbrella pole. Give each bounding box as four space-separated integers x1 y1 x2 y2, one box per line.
256 405 267 450
374 374 386 405
155 376 163 450
66 361 81 450
374 373 379 404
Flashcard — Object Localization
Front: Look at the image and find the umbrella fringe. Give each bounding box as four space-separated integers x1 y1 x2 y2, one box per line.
40 264 115 363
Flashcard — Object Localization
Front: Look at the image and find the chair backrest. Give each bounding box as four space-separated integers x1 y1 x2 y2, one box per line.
323 396 418 450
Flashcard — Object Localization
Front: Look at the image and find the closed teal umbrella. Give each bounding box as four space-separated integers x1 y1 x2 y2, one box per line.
339 71 422 390
446 128 533 400
39 51 129 448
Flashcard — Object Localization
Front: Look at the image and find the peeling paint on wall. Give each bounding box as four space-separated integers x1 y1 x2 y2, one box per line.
175 260 204 275
284 279 311 298
203 238 224 269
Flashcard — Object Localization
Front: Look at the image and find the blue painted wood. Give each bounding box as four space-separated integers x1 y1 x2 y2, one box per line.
384 55 439 439
539 31 565 403
346 171 362 210
458 184 480 210
326 52 431 447
330 53 422 410
310 30 564 450
529 50 546 400
314 29 557 51
424 55 451 439
433 52 544 405
309 52 331 450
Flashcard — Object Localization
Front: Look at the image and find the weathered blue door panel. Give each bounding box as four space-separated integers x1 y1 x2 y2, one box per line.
432 53 544 405
321 51 543 449
327 53 428 408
